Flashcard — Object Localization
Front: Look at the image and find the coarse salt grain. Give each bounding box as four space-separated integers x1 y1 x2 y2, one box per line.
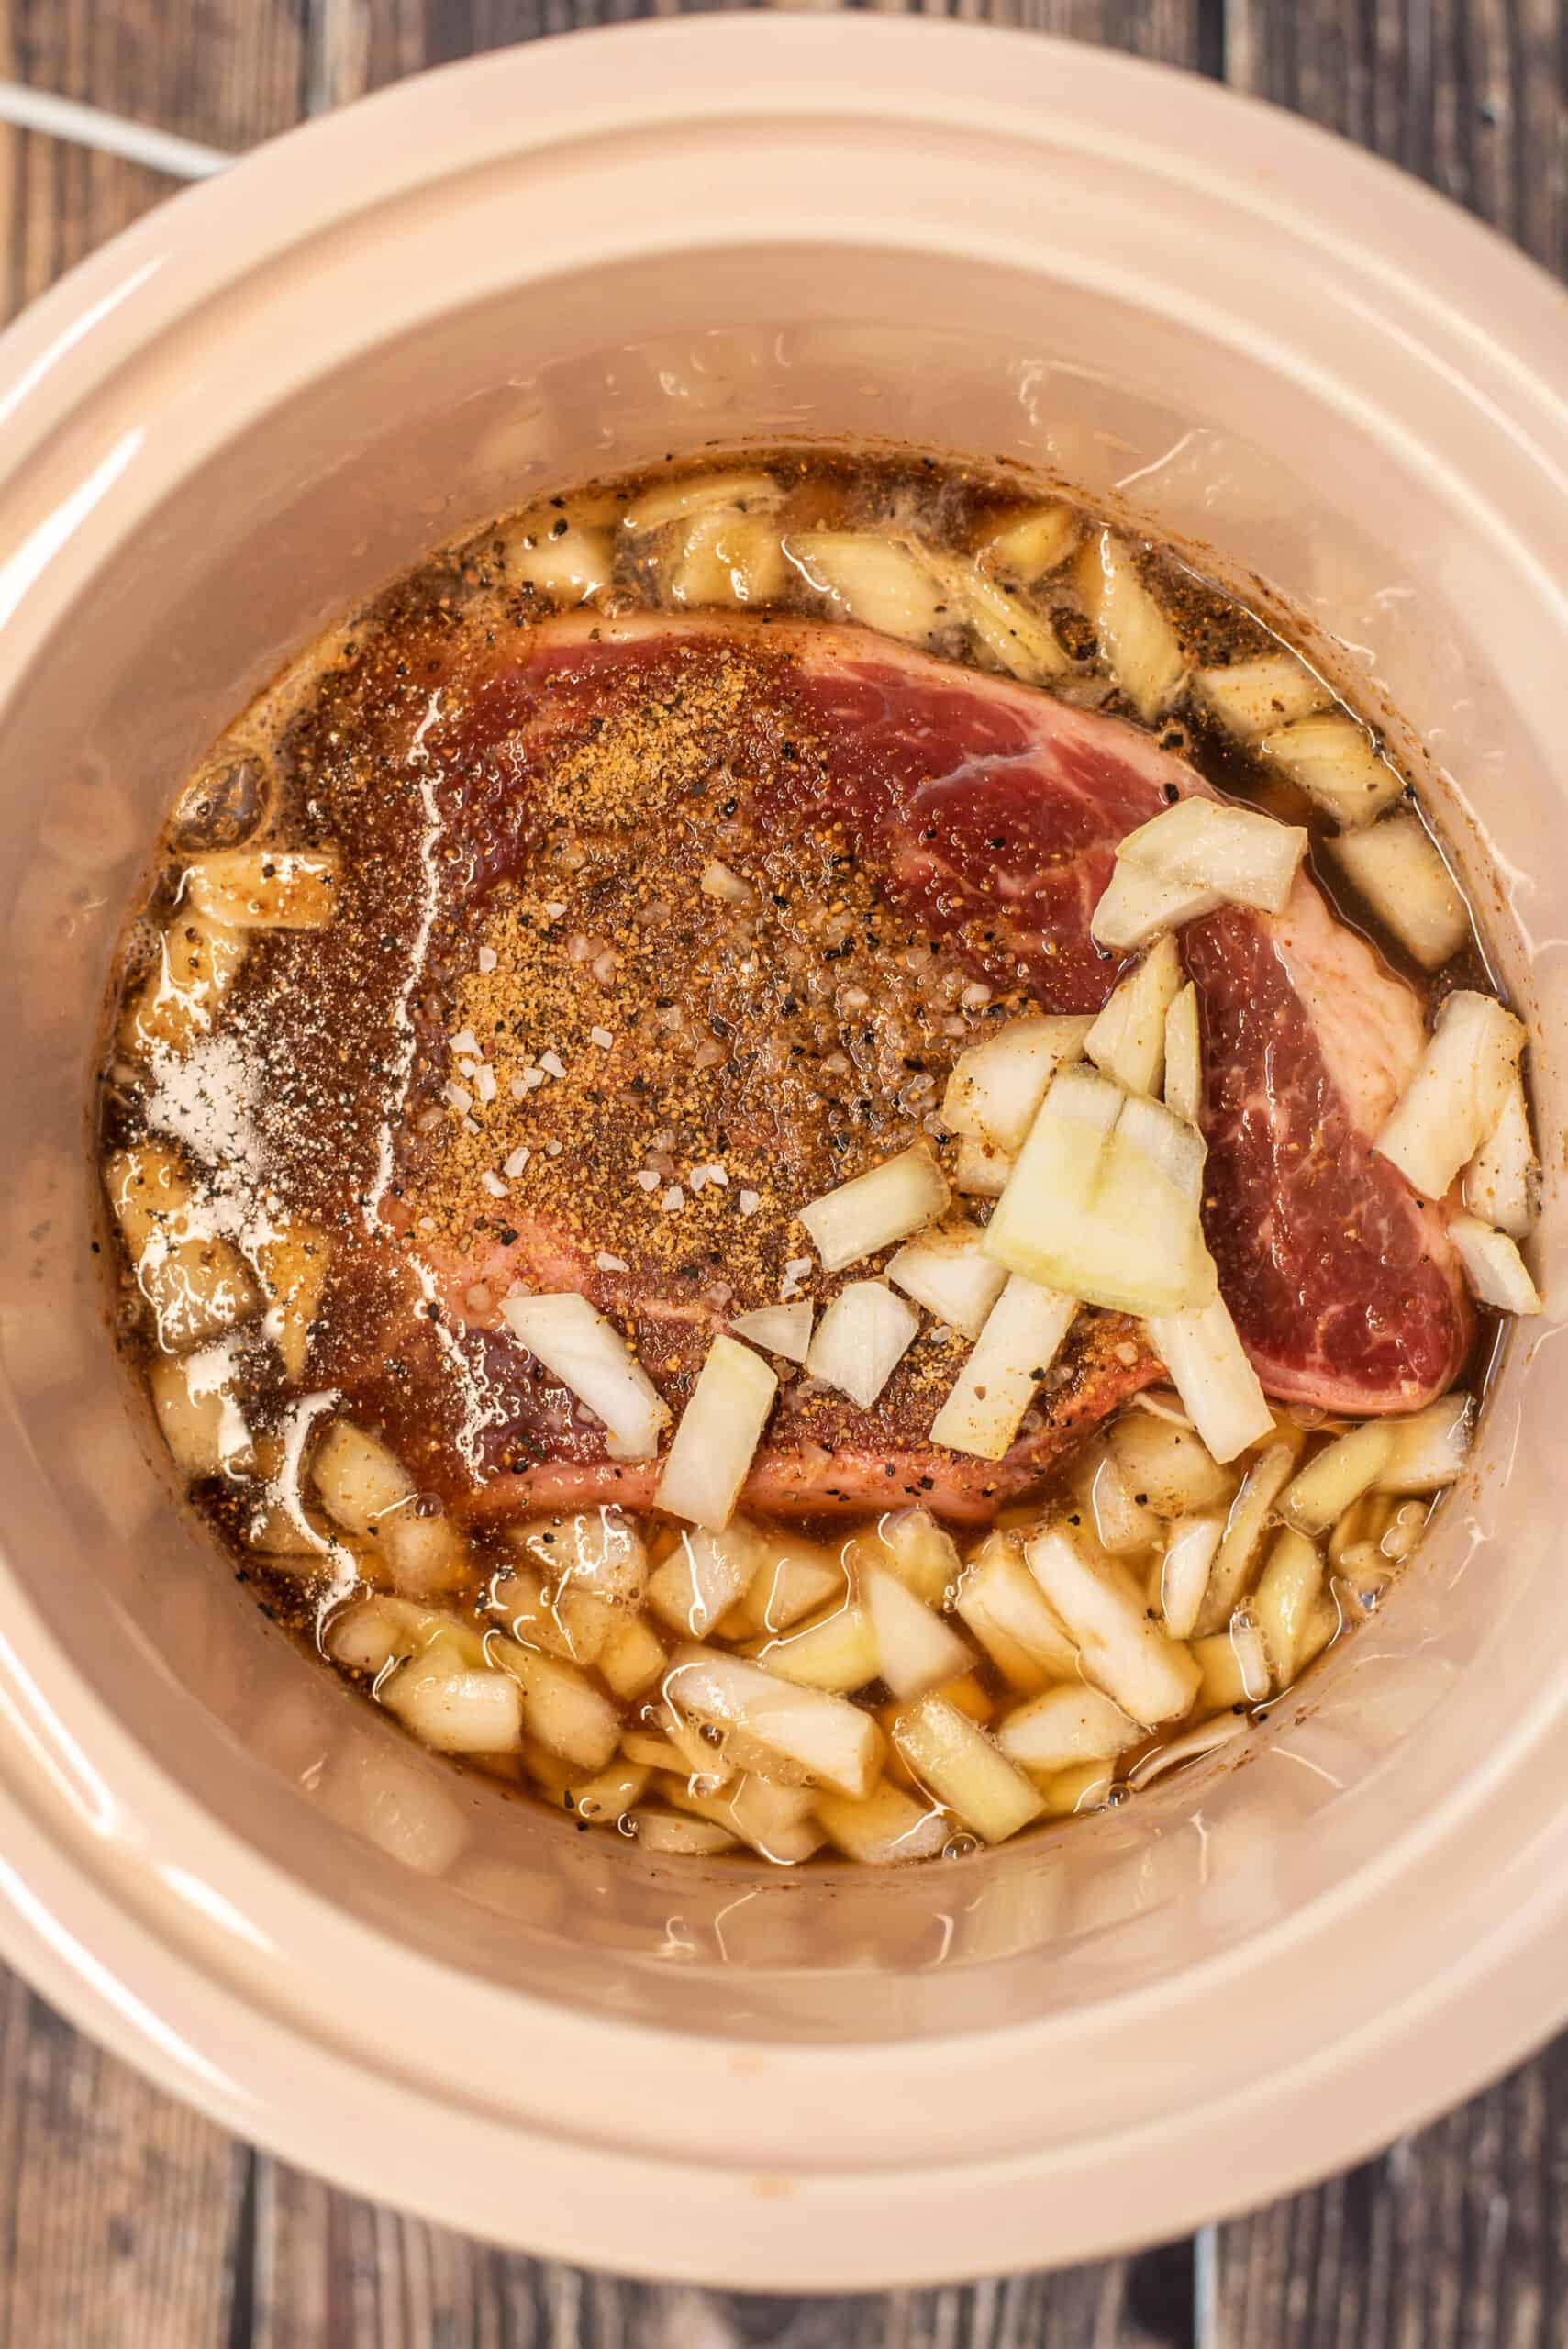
443 1082 473 1114
510 1075 529 1100
635 1169 661 1192
481 1171 508 1198
781 1255 813 1299
543 900 567 919
546 1140 563 1157
462 1116 481 1137
739 1189 761 1216
961 982 992 1009
449 1029 481 1057
458 1059 480 1081
589 1027 614 1051
504 1146 530 1178
474 1066 497 1103
703 1163 728 1187
688 1168 708 1194
660 1186 684 1212
596 1252 629 1274
929 1322 953 1345
477 946 498 974
523 1066 546 1091
539 1050 566 1080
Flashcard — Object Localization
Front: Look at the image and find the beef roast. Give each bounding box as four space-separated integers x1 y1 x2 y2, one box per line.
317 607 1466 1520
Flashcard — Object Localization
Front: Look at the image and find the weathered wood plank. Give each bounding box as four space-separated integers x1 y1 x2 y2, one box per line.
252 2178 1195 2349
0 0 306 314
1215 2034 1568 2348
1225 0 1568 273
0 1976 239 2349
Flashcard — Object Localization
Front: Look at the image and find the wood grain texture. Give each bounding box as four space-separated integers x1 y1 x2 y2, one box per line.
0 1977 241 2349
251 2186 1193 2349
0 0 306 311
1225 0 1568 272
1 0 1567 2343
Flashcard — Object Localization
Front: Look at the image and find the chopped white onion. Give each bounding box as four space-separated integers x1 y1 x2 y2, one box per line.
624 470 781 531
150 1345 254 1479
665 1772 822 1865
1073 1439 1162 1555
1252 1528 1325 1687
870 1508 962 1608
1377 990 1526 1201
1257 713 1403 827
1195 1612 1272 1709
814 1779 953 1865
598 1613 667 1701
664 1646 883 1798
940 1015 1093 1156
1143 1293 1273 1464
1193 1441 1296 1637
885 1220 1008 1341
1280 1422 1395 1535
666 509 786 611
1107 1408 1232 1516
784 531 949 644
1024 1526 1201 1727
509 1508 647 1604
184 849 339 930
890 1693 1044 1844
498 1291 669 1459
986 1066 1216 1316
1375 1393 1473 1494
1073 529 1186 721
1449 1213 1542 1315
953 1137 1013 1197
806 1281 920 1408
735 1536 847 1633
1327 813 1469 970
105 1142 259 1350
1116 797 1308 917
646 1523 762 1639
632 1811 738 1857
798 1144 950 1273
384 1664 524 1754
508 525 613 602
1089 861 1221 954
1464 1073 1537 1239
996 1683 1140 1774
492 1642 621 1771
923 550 1068 682
929 1272 1077 1460
751 1599 879 1693
1158 1514 1225 1640
978 500 1079 584
1162 983 1202 1126
728 1300 814 1361
654 1334 777 1530
1190 654 1332 740
862 1563 972 1699
1084 933 1183 1097
952 1532 1078 1691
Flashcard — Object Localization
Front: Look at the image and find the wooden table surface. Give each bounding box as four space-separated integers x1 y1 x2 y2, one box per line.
2 1 1564 2341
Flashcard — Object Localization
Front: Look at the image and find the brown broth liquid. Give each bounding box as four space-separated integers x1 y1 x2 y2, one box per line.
95 444 1498 1866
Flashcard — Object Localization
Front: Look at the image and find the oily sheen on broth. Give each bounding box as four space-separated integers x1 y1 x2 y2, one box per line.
95 447 1532 1867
